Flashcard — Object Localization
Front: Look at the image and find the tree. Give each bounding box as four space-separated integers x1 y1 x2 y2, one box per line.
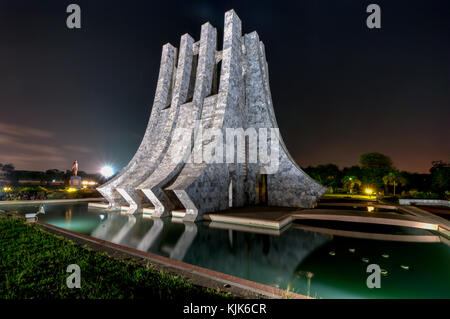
401 172 431 192
360 166 392 192
359 153 394 192
341 176 362 194
430 161 450 195
45 169 64 182
1 163 15 184
304 164 341 192
360 153 393 169
342 165 362 177
382 171 407 196
1 163 15 173
64 170 72 184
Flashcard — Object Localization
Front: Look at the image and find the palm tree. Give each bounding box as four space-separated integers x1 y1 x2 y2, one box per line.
341 176 362 194
382 171 407 196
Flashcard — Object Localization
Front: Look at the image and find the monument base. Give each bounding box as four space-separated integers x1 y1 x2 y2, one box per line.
70 176 82 189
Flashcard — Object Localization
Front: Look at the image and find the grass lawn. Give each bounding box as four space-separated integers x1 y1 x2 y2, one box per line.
0 214 231 299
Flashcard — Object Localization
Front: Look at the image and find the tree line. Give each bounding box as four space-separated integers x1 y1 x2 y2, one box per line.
2 154 449 199
0 164 102 186
303 152 450 199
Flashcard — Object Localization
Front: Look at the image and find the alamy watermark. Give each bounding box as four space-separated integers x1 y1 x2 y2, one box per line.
66 4 81 29
366 264 381 289
169 121 281 174
366 4 381 29
66 264 81 288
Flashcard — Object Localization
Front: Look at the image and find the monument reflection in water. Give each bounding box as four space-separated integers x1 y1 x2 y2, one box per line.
12 202 450 299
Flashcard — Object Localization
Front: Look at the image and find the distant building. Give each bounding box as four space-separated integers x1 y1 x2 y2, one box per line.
10 170 100 187
17 179 65 186
17 179 42 185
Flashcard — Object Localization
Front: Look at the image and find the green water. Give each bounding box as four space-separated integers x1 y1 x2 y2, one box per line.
3 202 450 298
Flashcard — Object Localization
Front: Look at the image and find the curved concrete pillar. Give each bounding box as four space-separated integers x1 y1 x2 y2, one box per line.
255 38 328 206
168 10 245 221
138 22 217 217
97 43 178 209
113 34 196 211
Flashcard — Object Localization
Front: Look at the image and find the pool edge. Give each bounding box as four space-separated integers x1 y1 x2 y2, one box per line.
36 220 311 300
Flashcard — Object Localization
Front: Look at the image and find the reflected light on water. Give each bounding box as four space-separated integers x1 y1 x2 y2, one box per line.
5 202 450 299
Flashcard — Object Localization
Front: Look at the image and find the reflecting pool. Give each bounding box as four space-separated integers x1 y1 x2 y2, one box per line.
3 202 450 298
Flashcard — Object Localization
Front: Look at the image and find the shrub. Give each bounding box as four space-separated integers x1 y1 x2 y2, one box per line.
46 191 67 200
11 186 49 200
18 186 48 193
403 190 441 199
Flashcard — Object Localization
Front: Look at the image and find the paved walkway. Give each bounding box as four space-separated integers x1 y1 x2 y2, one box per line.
205 203 450 239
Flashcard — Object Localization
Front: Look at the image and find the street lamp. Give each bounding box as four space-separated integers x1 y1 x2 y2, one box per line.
100 166 114 178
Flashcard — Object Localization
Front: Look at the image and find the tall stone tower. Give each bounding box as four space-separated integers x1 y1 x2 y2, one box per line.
98 10 327 221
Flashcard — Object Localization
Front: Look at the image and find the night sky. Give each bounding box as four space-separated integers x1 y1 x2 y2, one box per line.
1 0 449 174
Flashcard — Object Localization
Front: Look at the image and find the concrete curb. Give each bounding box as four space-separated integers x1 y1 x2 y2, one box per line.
399 199 450 207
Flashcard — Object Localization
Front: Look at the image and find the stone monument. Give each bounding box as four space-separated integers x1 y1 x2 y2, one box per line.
98 10 326 220
70 160 81 189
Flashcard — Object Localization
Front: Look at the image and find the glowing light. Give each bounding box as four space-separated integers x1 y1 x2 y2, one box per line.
67 188 77 192
2 187 12 192
101 166 114 178
99 214 105 220
367 206 375 212
365 188 373 195
82 180 97 185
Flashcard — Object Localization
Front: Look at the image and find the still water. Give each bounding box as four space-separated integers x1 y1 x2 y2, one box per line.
4 202 450 298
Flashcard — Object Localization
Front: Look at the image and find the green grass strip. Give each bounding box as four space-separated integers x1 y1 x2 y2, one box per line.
0 215 231 299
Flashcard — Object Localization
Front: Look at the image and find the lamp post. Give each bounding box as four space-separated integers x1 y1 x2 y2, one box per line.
365 188 373 199
100 166 114 181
